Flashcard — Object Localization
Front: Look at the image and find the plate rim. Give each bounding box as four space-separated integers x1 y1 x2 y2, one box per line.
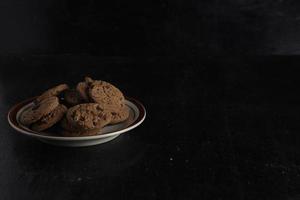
7 97 146 141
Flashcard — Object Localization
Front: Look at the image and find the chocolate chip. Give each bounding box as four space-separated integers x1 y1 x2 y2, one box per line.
96 106 102 111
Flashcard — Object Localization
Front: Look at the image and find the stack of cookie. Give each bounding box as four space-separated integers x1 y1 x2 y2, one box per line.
20 77 129 136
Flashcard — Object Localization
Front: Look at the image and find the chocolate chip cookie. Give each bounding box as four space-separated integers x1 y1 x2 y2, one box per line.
83 77 128 124
20 96 59 125
18 76 132 135
84 76 93 83
76 82 90 102
110 106 129 124
66 103 112 130
36 84 69 103
60 117 102 136
31 104 67 131
88 80 125 111
63 89 83 106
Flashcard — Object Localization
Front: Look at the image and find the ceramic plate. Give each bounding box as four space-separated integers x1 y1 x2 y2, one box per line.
8 97 146 147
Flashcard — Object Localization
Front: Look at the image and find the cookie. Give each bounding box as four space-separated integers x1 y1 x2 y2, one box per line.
66 103 112 130
110 106 130 124
76 82 90 102
36 84 69 102
88 80 125 112
75 77 94 102
63 89 83 106
60 118 101 137
20 96 59 126
85 76 93 83
60 117 76 131
31 104 67 131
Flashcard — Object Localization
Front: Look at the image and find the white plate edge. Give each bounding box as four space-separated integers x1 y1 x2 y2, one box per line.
8 100 146 141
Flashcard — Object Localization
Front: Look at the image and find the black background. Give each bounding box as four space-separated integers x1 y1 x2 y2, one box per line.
1 0 300 55
1 1 300 200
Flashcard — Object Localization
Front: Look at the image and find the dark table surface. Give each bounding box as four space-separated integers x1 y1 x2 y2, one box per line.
1 55 300 200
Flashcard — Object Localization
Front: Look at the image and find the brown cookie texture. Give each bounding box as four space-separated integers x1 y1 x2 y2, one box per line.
60 114 103 137
36 84 69 102
20 96 59 126
85 76 93 83
88 80 125 111
31 104 67 131
63 89 83 106
110 106 130 124
76 82 90 102
61 116 77 131
66 103 112 130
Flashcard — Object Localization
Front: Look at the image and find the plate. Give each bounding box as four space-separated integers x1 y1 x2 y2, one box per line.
7 97 146 147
